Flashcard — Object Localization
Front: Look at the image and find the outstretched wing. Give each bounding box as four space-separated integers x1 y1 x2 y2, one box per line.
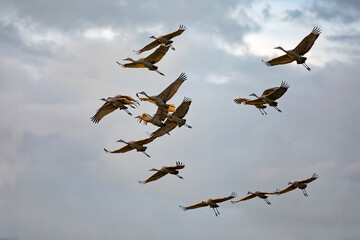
157 72 187 102
118 61 144 68
173 97 191 118
234 97 265 105
297 173 319 184
166 161 185 170
262 54 294 67
104 145 134 153
134 136 156 145
151 121 177 138
293 27 321 56
275 184 297 195
263 81 290 100
114 95 138 103
141 171 168 184
161 24 186 40
213 192 237 203
143 45 170 64
231 193 256 203
90 102 117 123
135 40 161 54
153 107 168 122
180 201 207 211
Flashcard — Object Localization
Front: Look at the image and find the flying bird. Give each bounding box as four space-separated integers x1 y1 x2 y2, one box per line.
91 95 138 123
136 72 187 110
118 45 170 76
134 25 186 54
179 192 237 217
231 191 277 205
249 81 290 113
151 97 192 138
135 107 169 128
262 26 321 71
275 173 318 197
138 161 185 184
234 97 268 115
104 136 156 158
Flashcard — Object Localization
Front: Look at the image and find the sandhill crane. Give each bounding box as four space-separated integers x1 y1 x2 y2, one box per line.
138 161 185 184
135 107 168 128
136 72 187 110
118 45 170 76
231 191 276 205
104 136 156 158
180 192 236 217
234 97 268 115
134 25 186 54
275 173 318 197
249 81 290 112
262 26 321 71
90 95 138 123
151 97 192 138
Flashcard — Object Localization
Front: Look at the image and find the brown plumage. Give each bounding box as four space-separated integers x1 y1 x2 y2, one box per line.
234 97 268 115
134 25 186 54
262 26 321 71
275 173 318 197
249 81 290 113
118 45 170 76
90 95 138 123
151 97 192 138
136 72 187 110
231 191 276 205
135 107 168 128
104 136 156 158
179 192 236 217
138 161 185 184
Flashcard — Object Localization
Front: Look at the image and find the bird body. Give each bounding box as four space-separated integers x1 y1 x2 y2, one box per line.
263 26 321 71
232 191 276 205
275 173 318 197
139 161 185 184
136 107 168 128
136 72 187 110
135 25 186 54
151 97 192 138
234 97 268 115
104 137 156 158
91 95 138 123
119 45 170 76
180 192 236 217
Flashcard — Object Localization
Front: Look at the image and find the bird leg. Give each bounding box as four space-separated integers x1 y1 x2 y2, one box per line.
263 198 271 205
302 189 308 197
258 108 265 115
124 109 132 116
175 174 183 179
184 123 192 129
273 106 282 112
212 208 218 217
216 208 220 216
169 45 175 51
155 69 165 76
142 151 151 158
302 63 311 71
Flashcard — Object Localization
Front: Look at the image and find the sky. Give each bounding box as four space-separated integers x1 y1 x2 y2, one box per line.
1 0 360 239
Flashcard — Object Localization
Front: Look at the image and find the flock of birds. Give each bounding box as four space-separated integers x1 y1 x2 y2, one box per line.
90 25 321 216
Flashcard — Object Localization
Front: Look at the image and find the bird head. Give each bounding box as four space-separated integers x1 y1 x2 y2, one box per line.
149 36 157 39
149 168 157 171
136 91 145 97
288 182 293 185
247 191 253 195
123 57 133 61
116 139 124 143
249 93 256 97
100 98 107 101
274 46 283 50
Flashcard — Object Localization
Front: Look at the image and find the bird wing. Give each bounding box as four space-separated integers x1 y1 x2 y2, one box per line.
114 95 138 103
136 40 161 54
262 81 290 100
172 97 192 118
263 54 294 67
90 102 117 123
231 193 257 203
151 121 177 138
213 192 237 203
157 72 187 102
120 62 144 68
104 145 134 153
181 201 207 210
293 26 321 56
234 97 265 105
143 171 168 183
137 113 152 125
276 184 297 195
134 136 156 145
166 161 185 170
153 107 168 122
143 45 170 64
257 191 276 195
298 173 319 184
161 24 186 39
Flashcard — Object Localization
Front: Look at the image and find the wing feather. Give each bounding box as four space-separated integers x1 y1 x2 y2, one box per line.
263 54 294 67
231 194 256 203
151 121 177 138
104 145 134 153
135 40 161 54
263 81 290 100
142 171 168 183
161 24 186 39
213 192 237 203
135 136 156 145
276 184 297 195
298 173 319 184
180 201 207 211
90 102 117 123
293 27 321 56
173 97 191 118
166 161 185 170
153 107 168 122
144 45 170 64
157 72 187 102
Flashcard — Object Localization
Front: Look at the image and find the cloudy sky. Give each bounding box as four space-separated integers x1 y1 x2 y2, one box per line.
1 0 360 239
